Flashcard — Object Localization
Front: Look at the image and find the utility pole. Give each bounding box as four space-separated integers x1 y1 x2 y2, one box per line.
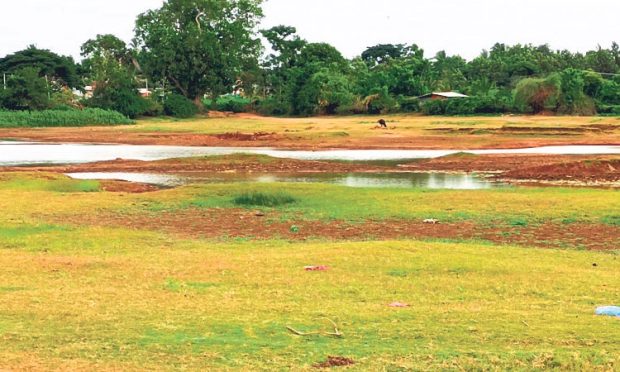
45 75 51 100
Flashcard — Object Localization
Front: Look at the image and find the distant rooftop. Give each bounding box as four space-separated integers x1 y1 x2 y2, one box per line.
418 92 469 99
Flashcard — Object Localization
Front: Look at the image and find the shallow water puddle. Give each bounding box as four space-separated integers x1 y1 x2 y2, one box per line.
66 171 508 190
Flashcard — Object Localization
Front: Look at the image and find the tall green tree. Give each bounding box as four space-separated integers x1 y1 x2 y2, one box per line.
134 0 264 108
0 46 78 88
80 34 147 118
0 67 50 110
81 34 136 81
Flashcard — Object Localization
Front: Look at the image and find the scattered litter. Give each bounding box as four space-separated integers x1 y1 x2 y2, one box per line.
313 356 355 369
595 306 620 317
389 302 410 308
423 218 440 224
254 211 265 217
305 265 329 271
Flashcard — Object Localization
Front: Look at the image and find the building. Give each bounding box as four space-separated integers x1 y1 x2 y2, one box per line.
418 91 469 100
138 88 152 98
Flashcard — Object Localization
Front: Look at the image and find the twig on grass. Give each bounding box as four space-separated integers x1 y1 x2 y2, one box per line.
286 317 343 338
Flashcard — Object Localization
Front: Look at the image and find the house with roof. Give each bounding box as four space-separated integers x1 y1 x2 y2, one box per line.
418 91 469 100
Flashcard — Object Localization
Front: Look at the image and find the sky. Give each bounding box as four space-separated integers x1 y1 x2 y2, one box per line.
0 0 618 61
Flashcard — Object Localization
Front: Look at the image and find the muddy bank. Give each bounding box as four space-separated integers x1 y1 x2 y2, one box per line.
1 154 393 174
401 154 620 184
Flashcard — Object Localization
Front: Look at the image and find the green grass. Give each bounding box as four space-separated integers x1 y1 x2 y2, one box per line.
0 173 618 369
0 108 133 127
0 173 100 192
0 232 618 369
233 191 297 207
145 182 620 226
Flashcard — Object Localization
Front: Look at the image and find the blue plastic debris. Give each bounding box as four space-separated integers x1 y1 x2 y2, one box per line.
595 306 620 317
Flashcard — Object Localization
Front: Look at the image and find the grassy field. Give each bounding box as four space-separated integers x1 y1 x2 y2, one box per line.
0 173 619 370
0 114 618 149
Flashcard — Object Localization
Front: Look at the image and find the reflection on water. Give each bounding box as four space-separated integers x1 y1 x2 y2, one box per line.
67 172 507 190
1 141 619 165
66 172 187 186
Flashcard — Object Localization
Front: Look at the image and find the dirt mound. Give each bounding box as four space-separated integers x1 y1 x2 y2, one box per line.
503 159 620 182
3 155 391 174
100 181 160 193
313 356 355 368
213 132 277 141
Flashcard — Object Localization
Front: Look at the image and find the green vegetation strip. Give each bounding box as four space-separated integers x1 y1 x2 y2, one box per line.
0 108 133 127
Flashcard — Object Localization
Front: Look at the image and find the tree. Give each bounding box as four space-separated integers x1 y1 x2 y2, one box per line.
0 46 79 88
361 44 406 66
80 34 147 118
513 75 560 114
295 69 354 115
81 34 136 81
134 0 264 109
0 67 50 110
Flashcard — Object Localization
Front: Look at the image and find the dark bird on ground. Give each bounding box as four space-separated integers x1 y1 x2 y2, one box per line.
378 119 387 128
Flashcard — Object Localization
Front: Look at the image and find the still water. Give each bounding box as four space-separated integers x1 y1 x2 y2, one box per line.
1 141 619 166
66 171 507 190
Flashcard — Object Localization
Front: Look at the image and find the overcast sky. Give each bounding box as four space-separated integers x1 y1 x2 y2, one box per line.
1 0 618 61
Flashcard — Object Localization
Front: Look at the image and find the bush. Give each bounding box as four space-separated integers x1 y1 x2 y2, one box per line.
421 96 511 115
86 87 150 119
365 89 399 114
397 96 421 113
142 98 164 117
256 96 291 116
596 103 620 115
0 108 133 127
211 95 251 113
233 191 297 207
164 94 198 118
420 99 449 115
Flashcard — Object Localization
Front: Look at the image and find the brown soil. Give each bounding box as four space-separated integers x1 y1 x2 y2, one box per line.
212 132 278 141
54 208 620 251
402 154 620 184
99 180 161 193
503 159 620 182
427 124 619 136
313 356 356 369
1 155 391 174
0 123 618 150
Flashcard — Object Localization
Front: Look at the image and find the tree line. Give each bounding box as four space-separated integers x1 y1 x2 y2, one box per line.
1 0 619 119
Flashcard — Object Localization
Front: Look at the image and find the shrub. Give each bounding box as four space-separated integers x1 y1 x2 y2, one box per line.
397 96 421 112
142 98 164 117
0 108 133 127
164 94 198 118
513 75 560 114
420 99 449 115
365 88 399 114
213 95 251 113
256 96 291 116
420 96 511 116
233 191 297 207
